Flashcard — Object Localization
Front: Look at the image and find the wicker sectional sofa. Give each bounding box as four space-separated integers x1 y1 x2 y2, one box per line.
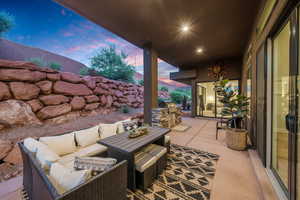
19 141 128 200
19 118 171 200
18 120 133 200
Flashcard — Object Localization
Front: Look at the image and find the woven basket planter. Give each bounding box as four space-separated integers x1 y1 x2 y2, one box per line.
225 128 247 151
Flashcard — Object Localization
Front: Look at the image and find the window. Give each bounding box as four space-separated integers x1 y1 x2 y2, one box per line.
196 80 239 118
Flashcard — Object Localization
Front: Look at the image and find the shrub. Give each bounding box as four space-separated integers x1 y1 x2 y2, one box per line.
48 62 62 71
90 45 136 83
27 57 63 71
170 90 184 104
138 79 144 86
0 11 14 37
160 86 168 92
27 57 47 67
215 78 250 128
158 97 166 108
79 67 90 76
174 88 191 99
120 105 130 113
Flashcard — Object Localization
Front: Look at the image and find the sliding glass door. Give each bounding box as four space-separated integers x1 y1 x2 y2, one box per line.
270 8 299 200
196 80 239 118
196 82 216 117
271 19 290 191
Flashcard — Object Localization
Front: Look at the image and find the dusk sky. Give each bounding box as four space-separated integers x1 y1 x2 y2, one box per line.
1 0 178 81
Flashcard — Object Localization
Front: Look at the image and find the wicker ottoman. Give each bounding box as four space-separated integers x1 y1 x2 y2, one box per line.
135 151 157 191
142 144 167 177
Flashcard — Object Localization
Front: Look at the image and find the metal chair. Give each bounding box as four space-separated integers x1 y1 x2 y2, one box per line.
216 117 229 140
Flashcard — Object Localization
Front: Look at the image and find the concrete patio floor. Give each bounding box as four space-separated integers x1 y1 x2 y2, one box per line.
169 117 264 200
0 117 268 200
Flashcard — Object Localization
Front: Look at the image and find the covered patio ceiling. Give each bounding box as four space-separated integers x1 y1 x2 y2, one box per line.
55 0 261 68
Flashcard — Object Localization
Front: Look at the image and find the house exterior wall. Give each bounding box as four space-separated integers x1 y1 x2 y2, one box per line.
195 59 242 82
169 0 295 198
177 59 242 117
240 1 294 199
240 0 289 148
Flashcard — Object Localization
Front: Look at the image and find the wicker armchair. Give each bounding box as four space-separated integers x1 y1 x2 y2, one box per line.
19 142 128 200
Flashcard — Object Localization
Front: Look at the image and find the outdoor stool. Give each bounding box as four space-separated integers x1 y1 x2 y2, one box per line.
134 151 157 191
142 144 167 177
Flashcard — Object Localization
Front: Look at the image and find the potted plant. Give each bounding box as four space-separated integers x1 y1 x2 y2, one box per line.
215 78 250 150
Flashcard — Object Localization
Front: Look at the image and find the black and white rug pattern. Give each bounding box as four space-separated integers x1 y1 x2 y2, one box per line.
127 144 219 200
21 144 219 200
21 189 29 200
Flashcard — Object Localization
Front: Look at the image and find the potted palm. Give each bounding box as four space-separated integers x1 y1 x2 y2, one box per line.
215 78 250 150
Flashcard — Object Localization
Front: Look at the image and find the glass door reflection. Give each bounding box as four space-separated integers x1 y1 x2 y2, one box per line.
196 82 216 117
271 20 290 190
196 80 239 118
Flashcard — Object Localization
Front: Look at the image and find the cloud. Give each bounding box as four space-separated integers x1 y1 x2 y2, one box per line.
16 35 25 41
61 9 66 16
62 32 74 37
126 54 143 67
125 50 178 80
64 40 108 53
159 77 189 87
80 23 94 30
66 46 81 52
105 37 118 43
88 42 107 49
158 61 178 79
120 46 143 66
105 37 127 47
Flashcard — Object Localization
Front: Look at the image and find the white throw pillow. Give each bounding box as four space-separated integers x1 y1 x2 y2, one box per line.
50 163 91 193
98 123 118 139
115 119 131 134
36 145 60 170
75 126 100 147
115 122 125 134
40 133 76 156
24 137 47 153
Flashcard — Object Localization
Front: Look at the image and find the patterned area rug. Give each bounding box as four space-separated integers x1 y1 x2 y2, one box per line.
21 144 219 200
21 189 29 200
127 144 219 200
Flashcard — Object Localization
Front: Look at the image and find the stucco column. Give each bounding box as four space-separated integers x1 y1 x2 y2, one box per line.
143 43 158 125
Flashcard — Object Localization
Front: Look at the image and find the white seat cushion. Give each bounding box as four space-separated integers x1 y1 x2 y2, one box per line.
142 144 167 159
98 123 118 139
47 175 66 195
135 151 157 173
58 153 77 167
76 143 107 157
49 163 91 194
40 133 76 156
61 161 75 169
115 122 125 134
24 137 47 153
57 144 107 169
75 126 100 147
36 144 60 170
116 119 131 134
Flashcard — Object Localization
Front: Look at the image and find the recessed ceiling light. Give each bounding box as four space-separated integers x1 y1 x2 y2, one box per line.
181 24 190 32
196 48 203 54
